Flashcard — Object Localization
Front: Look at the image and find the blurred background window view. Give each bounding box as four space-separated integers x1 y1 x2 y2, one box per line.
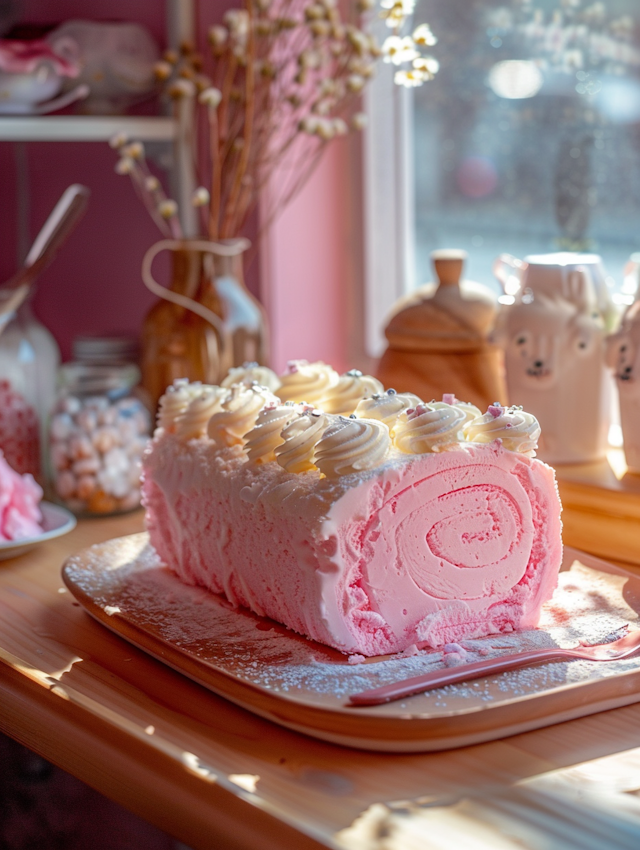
412 0 640 296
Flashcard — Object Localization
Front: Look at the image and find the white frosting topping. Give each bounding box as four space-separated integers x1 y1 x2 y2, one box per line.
314 417 391 478
243 402 300 463
207 385 278 447
354 389 423 434
221 363 280 392
441 393 482 426
394 402 467 454
175 387 227 440
322 370 384 415
157 379 203 433
463 404 541 456
275 410 330 473
275 360 340 404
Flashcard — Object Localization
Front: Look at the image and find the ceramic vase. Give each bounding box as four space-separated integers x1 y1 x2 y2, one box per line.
141 238 268 409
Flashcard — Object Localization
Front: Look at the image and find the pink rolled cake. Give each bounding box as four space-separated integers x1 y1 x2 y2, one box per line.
142 362 562 657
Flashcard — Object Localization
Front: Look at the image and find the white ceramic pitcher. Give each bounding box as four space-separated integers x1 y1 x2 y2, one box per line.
493 257 610 465
494 252 618 331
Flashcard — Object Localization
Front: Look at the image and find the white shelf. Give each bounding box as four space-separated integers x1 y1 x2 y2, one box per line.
0 115 177 143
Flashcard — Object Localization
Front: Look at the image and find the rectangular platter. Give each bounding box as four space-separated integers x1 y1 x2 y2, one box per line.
62 536 640 753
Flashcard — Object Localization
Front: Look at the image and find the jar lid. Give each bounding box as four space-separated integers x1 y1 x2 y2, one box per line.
73 334 139 365
59 362 140 399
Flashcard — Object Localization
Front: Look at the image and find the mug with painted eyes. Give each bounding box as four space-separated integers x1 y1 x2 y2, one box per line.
494 277 611 465
607 300 640 473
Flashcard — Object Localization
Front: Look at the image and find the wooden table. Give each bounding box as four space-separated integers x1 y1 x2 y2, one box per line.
1 513 640 850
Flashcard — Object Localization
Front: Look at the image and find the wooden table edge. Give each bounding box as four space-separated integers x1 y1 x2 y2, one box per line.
0 656 332 850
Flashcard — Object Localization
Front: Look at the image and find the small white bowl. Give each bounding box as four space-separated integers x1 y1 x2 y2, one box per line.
0 502 76 561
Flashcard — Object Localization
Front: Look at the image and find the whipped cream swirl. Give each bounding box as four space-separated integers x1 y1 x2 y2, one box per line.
157 379 202 433
275 410 330 473
222 362 280 392
244 402 300 463
176 387 227 440
314 417 390 478
441 394 482 426
463 404 541 456
354 389 422 434
208 384 278 447
275 360 340 404
394 402 467 454
322 370 384 415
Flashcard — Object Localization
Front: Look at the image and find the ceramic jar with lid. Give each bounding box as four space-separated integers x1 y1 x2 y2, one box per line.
48 361 150 515
376 250 507 409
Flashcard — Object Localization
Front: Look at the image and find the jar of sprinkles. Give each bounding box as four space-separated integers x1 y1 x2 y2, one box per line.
48 362 150 515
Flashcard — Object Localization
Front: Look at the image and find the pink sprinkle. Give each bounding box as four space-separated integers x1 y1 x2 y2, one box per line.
406 408 415 416
415 404 427 416
442 394 456 405
488 404 503 418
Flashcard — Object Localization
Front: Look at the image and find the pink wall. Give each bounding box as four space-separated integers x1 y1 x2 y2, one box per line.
263 139 351 375
0 0 353 370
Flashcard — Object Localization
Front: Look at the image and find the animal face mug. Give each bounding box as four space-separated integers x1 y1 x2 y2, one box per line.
607 299 640 473
493 262 610 464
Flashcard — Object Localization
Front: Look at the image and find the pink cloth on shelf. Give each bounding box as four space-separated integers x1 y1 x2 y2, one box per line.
0 451 43 542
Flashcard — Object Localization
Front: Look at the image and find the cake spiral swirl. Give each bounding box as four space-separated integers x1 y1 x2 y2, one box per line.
176 388 227 440
463 405 541 456
275 360 340 404
207 385 278 447
222 363 280 392
244 403 300 463
322 370 384 415
157 380 201 433
394 402 467 454
275 410 330 473
354 389 422 434
314 417 390 478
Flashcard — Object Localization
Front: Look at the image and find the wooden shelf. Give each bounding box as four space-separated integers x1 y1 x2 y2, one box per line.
554 448 640 568
0 115 177 143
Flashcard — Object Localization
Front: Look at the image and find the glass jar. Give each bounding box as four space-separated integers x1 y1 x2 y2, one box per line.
0 301 60 480
48 362 151 516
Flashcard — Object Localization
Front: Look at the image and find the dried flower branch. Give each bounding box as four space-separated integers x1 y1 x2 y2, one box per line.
112 0 437 238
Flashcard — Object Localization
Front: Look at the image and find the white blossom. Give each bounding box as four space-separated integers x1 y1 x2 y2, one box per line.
192 187 210 207
208 25 228 47
121 142 144 160
413 24 437 47
159 200 179 219
382 35 418 66
347 74 366 92
144 176 160 191
115 157 134 175
199 87 223 108
351 112 368 130
394 68 426 87
412 56 439 77
109 132 128 150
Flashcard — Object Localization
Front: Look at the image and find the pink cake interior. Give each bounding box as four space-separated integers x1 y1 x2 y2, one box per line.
142 437 562 657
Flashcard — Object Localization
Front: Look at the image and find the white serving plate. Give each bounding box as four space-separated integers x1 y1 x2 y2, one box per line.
0 502 76 561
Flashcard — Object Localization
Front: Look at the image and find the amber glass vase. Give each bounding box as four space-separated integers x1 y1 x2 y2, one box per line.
141 238 268 409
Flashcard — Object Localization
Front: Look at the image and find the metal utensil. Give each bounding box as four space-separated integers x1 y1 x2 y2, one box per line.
0 183 90 334
348 628 640 707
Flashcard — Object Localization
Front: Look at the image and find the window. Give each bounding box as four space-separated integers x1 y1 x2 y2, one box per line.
365 0 640 354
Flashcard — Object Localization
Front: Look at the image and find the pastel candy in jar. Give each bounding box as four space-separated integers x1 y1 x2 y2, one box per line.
49 364 150 515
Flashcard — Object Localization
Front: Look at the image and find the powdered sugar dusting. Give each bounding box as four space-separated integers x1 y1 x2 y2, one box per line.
64 536 640 711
